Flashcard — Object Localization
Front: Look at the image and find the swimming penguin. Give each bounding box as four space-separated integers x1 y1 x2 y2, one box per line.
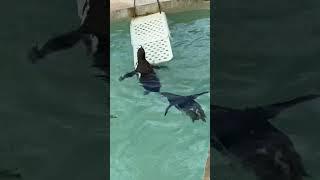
28 0 108 81
212 94 320 180
160 91 208 122
119 46 167 95
110 114 117 119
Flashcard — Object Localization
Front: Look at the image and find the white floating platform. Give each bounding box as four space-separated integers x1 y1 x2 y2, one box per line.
130 12 173 68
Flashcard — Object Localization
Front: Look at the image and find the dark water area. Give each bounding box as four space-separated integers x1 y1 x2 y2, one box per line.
213 0 320 179
0 1 106 179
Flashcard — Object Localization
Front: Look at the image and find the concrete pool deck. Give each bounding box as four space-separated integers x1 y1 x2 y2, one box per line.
110 0 210 21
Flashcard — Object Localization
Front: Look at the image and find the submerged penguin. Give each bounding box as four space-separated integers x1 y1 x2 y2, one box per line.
161 91 208 122
119 46 167 95
212 94 320 180
28 0 108 81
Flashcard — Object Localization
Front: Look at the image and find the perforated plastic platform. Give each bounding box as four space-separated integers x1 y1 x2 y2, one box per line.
130 12 173 68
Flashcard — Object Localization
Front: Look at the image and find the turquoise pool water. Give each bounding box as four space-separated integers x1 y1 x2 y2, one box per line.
110 10 210 180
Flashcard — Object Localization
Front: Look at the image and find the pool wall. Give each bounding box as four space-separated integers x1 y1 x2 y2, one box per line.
203 149 210 180
110 0 210 22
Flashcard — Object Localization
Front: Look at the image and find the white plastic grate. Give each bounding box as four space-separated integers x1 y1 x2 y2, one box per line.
130 12 173 68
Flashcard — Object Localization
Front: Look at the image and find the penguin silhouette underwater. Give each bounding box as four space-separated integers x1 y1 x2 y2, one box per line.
211 94 320 180
28 0 108 81
161 91 208 122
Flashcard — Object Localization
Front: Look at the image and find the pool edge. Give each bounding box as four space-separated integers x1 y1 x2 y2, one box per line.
110 0 210 22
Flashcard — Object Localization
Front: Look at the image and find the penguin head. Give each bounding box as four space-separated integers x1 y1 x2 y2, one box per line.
137 46 146 61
